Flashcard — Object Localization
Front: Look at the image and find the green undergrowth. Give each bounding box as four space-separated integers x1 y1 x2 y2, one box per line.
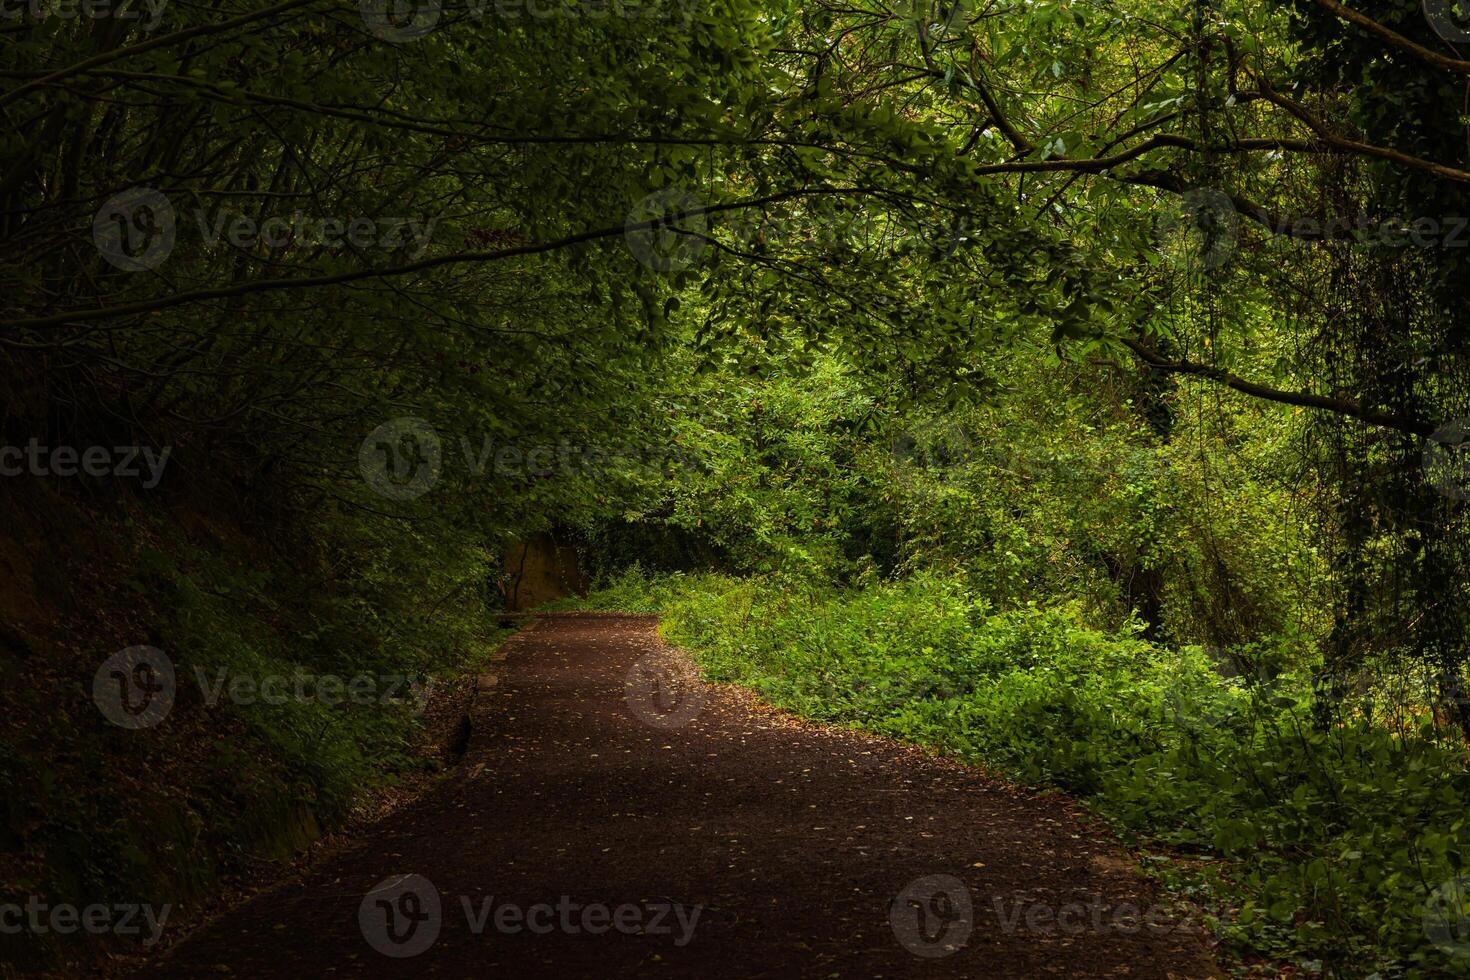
561 567 1470 978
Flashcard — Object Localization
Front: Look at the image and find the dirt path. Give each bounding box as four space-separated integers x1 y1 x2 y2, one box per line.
148 613 1218 978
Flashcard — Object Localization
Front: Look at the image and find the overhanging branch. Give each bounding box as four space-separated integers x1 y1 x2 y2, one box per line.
1309 0 1470 76
1 188 881 331
1121 337 1435 436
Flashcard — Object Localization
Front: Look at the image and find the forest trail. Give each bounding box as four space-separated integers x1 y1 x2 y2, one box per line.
147 613 1219 978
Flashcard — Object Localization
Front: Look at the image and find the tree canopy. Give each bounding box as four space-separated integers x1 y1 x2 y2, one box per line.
5 0 1470 974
